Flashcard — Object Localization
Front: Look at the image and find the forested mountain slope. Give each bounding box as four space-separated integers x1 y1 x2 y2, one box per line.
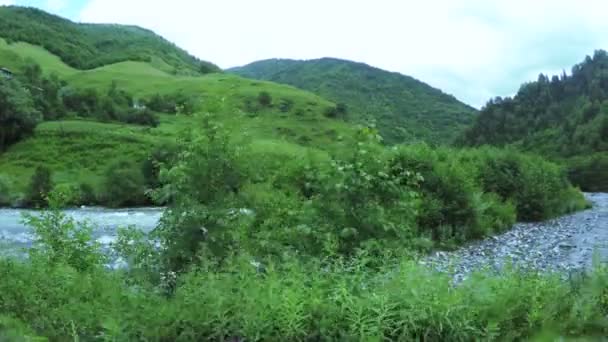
0 6 219 74
459 50 608 191
230 58 477 144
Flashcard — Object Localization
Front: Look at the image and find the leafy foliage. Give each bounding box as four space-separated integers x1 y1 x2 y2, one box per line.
11 60 161 127
460 50 608 191
25 166 53 208
230 58 477 144
0 20 360 207
102 160 148 208
143 91 197 114
0 118 596 341
153 115 245 271
0 77 41 150
150 118 586 273
0 6 220 74
1 242 608 340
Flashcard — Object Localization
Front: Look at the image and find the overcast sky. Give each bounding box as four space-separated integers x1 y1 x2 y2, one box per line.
3 0 608 108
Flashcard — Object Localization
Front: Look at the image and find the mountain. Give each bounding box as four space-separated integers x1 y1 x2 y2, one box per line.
229 58 477 144
459 50 608 191
0 6 220 74
0 7 359 207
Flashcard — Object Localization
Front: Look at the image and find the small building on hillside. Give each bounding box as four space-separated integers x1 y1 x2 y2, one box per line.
0 67 13 79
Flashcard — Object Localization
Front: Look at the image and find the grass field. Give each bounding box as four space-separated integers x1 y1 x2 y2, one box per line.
0 38 356 202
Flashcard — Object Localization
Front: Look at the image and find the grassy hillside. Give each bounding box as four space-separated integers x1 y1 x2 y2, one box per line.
229 58 477 144
0 38 356 205
0 6 219 74
459 50 608 191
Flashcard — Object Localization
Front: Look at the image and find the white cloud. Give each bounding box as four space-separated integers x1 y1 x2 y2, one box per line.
0 0 15 5
79 0 608 107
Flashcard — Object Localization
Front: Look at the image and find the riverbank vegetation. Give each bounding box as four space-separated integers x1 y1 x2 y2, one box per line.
0 119 602 340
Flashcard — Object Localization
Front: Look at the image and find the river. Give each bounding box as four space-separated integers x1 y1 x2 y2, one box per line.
0 207 163 253
1 194 606 277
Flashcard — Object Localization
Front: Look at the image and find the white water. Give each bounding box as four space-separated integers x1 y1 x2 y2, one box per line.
0 207 163 251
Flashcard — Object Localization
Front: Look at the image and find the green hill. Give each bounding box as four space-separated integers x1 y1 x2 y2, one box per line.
229 58 477 144
0 6 220 74
0 9 357 207
459 50 608 191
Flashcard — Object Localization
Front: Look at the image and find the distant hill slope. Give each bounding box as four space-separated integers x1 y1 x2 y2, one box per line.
229 58 477 144
0 6 219 74
459 50 608 191
0 28 357 204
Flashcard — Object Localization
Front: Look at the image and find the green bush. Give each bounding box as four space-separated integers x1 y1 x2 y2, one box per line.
310 128 420 254
324 102 348 118
278 98 294 112
153 115 245 271
144 92 197 114
567 153 608 192
78 183 97 206
23 192 106 272
391 145 516 244
0 252 607 341
0 77 42 150
473 149 586 221
257 91 272 107
121 108 159 127
0 175 11 207
26 166 53 208
102 160 147 208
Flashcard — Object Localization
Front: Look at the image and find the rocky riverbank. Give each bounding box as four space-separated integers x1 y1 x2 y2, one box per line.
423 193 608 282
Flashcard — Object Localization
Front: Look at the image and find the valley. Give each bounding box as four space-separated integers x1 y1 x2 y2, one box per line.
0 4 607 341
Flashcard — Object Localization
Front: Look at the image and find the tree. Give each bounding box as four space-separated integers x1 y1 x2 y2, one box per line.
325 103 348 118
257 91 272 107
0 175 11 206
153 115 244 271
27 166 53 208
0 78 42 150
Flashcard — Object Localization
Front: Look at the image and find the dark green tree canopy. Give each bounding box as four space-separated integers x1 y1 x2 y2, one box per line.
459 50 608 191
0 77 42 150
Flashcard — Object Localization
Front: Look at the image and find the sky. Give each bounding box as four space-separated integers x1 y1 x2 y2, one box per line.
2 0 608 108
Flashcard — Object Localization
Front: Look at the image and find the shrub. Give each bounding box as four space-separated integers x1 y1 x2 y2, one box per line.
121 108 159 127
0 176 11 206
257 91 272 107
102 161 147 207
324 102 348 118
141 145 179 191
567 153 608 192
23 192 106 272
278 98 294 112
391 145 499 243
0 253 607 340
26 166 53 208
144 92 197 114
473 149 585 221
309 127 420 254
153 115 245 271
0 78 42 150
78 183 97 206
